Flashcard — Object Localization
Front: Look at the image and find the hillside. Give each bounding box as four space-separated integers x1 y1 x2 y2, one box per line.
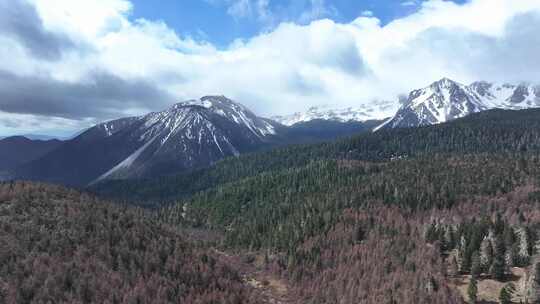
0 137 63 171
93 108 540 203
91 108 540 303
0 182 260 304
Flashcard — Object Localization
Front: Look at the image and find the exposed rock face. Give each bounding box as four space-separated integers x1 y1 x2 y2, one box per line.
377 78 540 130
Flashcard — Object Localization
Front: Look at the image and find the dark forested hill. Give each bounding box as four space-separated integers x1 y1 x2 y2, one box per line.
0 136 63 171
0 181 259 304
92 108 540 203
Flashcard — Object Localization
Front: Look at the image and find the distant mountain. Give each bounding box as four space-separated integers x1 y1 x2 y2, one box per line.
277 119 383 145
12 96 376 187
12 96 279 186
377 78 540 130
0 134 64 141
0 136 63 171
272 101 396 126
272 78 540 131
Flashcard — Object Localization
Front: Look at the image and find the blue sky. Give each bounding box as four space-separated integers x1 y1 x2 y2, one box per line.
129 0 467 47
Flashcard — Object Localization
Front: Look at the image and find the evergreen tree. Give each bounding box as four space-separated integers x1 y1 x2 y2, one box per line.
499 283 515 304
480 238 493 271
491 237 507 281
458 236 471 272
467 277 478 304
444 226 456 250
494 213 505 235
449 256 459 277
471 251 481 278
354 225 366 243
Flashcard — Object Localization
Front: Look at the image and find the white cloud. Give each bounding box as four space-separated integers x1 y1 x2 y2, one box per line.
1 0 540 135
361 10 374 17
401 0 419 7
298 0 338 24
211 0 337 26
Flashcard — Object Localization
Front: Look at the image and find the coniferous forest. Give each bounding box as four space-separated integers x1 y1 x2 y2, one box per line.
6 109 540 303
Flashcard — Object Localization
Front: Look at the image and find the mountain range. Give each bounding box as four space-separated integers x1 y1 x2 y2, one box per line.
377 78 540 129
5 78 540 187
272 100 396 126
10 96 377 186
275 78 540 130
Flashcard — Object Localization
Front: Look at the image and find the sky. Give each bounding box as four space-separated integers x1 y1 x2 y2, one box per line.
0 0 539 137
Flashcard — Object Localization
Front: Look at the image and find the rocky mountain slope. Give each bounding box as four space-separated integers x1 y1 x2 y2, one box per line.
377 78 540 129
13 96 278 186
11 96 377 187
273 78 540 130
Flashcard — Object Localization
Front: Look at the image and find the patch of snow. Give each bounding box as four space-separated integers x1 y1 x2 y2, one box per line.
90 135 159 184
272 102 396 126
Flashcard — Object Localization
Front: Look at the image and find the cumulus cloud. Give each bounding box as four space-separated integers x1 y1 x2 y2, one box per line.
209 0 337 26
1 0 540 136
0 69 174 119
0 0 75 61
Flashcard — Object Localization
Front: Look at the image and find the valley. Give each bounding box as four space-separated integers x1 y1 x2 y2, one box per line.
2 0 540 302
3 82 540 304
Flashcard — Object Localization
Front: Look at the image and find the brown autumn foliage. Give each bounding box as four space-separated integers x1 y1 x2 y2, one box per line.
0 181 260 304
280 186 540 304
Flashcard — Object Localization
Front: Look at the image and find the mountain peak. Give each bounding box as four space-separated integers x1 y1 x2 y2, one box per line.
201 95 231 102
173 95 246 111
378 79 540 130
430 77 461 89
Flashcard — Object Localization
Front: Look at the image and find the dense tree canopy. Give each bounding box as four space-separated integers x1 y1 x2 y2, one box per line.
0 182 258 304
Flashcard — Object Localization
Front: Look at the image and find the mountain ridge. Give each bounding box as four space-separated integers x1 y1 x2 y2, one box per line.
13 96 277 186
11 96 376 187
0 136 64 172
377 78 540 129
271 78 540 129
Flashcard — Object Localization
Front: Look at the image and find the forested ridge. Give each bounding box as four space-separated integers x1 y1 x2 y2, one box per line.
0 182 259 304
6 108 540 303
93 109 540 204
90 109 540 303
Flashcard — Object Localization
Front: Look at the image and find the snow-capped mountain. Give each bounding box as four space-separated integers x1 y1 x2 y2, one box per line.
377 78 540 130
13 96 278 186
272 101 397 126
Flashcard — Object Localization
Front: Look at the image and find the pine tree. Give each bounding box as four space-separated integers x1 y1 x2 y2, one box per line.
480 237 493 271
499 283 515 304
449 256 459 277
444 226 456 250
467 277 478 304
354 225 365 243
471 251 481 278
494 213 505 235
458 236 471 272
491 237 507 281
425 223 437 243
